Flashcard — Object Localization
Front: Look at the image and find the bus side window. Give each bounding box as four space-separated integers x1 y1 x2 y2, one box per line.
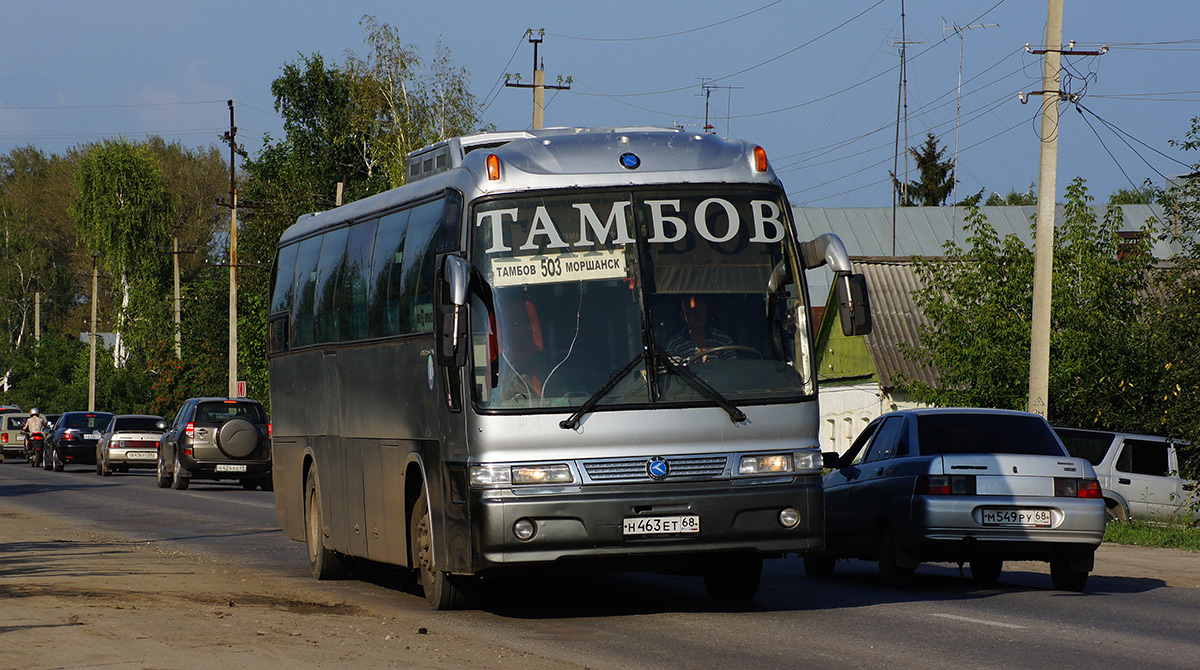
401 198 444 334
313 226 349 345
269 244 299 354
369 209 411 338
340 219 378 342
290 236 324 349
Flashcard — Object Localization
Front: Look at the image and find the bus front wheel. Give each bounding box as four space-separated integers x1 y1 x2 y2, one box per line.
305 468 348 580
410 487 470 610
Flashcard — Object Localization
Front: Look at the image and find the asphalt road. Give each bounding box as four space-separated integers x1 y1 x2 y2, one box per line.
2 458 1198 669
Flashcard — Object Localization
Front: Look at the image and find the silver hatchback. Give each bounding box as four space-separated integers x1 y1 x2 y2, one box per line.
809 408 1106 590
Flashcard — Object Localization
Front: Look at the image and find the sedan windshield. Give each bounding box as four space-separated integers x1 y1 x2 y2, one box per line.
470 187 813 412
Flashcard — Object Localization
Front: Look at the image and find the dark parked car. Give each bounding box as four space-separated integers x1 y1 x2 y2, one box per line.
808 408 1106 591
47 411 115 472
157 397 272 491
95 414 166 476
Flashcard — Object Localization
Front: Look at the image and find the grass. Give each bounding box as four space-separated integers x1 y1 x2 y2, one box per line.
1104 520 1200 551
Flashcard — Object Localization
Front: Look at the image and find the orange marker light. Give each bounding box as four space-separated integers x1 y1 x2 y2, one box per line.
753 145 769 172
486 154 501 181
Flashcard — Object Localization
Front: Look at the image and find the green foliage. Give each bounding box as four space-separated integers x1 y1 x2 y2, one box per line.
984 183 1037 206
891 132 957 206
1104 520 1200 548
898 178 1157 430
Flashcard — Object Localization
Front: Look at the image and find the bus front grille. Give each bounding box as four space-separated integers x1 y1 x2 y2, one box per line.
582 455 728 482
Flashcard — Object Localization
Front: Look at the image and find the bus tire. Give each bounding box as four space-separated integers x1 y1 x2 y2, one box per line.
410 487 469 610
703 554 762 605
305 468 348 580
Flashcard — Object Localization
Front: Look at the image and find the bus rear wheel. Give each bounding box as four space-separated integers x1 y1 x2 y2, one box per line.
305 468 348 580
410 487 470 610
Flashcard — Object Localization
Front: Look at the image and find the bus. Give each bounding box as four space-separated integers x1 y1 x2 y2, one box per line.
268 127 871 609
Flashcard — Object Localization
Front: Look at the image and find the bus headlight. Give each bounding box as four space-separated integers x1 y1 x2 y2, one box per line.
792 449 824 472
739 454 793 475
512 464 573 485
470 463 574 487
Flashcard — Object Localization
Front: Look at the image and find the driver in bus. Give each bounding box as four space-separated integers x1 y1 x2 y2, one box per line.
496 291 547 403
666 295 736 364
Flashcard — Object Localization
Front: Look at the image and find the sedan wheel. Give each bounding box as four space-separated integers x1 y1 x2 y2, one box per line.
1050 560 1089 591
803 555 837 579
170 457 189 490
877 526 915 587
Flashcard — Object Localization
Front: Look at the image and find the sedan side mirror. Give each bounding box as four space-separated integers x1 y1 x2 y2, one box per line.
822 452 842 469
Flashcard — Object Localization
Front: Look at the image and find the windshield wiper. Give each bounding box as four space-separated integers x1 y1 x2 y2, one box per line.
559 348 746 430
559 350 650 430
656 350 746 424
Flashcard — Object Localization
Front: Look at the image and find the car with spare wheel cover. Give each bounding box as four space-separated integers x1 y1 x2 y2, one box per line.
806 407 1106 591
95 414 166 476
157 397 272 491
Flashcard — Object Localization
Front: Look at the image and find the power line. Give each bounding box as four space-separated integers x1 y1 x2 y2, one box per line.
548 0 785 42
0 100 227 111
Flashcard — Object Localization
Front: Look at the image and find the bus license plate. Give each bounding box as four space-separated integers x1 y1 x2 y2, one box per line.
622 515 700 536
215 464 248 473
981 508 1051 527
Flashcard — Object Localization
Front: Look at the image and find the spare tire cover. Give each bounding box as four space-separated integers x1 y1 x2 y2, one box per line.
216 418 259 459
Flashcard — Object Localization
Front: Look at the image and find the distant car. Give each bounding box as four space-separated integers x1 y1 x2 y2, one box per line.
1054 427 1197 524
157 397 272 491
95 414 166 476
809 408 1106 591
46 411 114 472
0 411 31 460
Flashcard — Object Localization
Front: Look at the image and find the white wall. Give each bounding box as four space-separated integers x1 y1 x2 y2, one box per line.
818 383 926 454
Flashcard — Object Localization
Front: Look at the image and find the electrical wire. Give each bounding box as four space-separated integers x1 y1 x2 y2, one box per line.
1074 104 1158 197
548 0 785 42
480 33 529 115
569 0 888 100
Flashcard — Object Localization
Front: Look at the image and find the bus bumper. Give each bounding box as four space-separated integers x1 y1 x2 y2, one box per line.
467 476 823 573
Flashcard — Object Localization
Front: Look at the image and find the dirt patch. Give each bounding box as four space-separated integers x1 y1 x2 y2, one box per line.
0 505 581 670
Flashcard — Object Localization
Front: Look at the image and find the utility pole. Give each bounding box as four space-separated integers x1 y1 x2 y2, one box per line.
505 29 571 129
891 0 922 255
34 289 40 341
221 100 239 398
943 19 998 236
172 230 182 359
1025 0 1104 418
88 257 98 412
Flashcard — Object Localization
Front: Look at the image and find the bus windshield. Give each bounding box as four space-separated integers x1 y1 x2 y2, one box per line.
470 187 813 411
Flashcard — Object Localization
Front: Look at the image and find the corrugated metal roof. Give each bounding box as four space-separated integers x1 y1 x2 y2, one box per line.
796 204 1169 299
851 258 938 390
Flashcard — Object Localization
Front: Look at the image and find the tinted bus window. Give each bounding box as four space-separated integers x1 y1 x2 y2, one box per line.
291 236 324 348
401 199 443 334
341 219 378 342
271 243 299 315
369 209 411 337
314 226 349 344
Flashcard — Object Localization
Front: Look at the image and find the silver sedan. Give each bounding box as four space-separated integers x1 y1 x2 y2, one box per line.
96 414 166 476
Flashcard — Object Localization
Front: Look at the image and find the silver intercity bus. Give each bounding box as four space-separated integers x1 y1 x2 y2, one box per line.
268 127 871 609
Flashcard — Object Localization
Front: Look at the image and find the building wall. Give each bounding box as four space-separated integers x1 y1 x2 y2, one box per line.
818 383 926 454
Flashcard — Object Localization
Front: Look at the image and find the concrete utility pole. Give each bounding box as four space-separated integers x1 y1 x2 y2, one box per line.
1026 0 1105 418
34 290 40 341
172 232 182 359
222 100 239 398
88 258 98 412
505 30 571 129
1028 0 1063 419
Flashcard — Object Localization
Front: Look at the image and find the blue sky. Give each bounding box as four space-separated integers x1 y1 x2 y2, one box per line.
3 1 1198 207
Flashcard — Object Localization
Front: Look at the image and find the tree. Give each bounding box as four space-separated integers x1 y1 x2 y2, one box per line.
984 183 1037 206
891 132 957 206
898 177 1157 430
70 139 173 365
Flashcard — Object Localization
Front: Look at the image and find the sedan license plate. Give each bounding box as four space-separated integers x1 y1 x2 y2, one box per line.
85 432 101 440
127 451 157 460
981 508 1051 527
215 464 248 473
622 515 700 536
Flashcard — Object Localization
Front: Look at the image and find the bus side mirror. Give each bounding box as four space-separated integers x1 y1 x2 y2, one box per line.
437 304 469 367
437 255 472 367
836 272 872 336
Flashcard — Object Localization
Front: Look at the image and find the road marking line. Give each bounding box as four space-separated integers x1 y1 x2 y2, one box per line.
930 613 1026 629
